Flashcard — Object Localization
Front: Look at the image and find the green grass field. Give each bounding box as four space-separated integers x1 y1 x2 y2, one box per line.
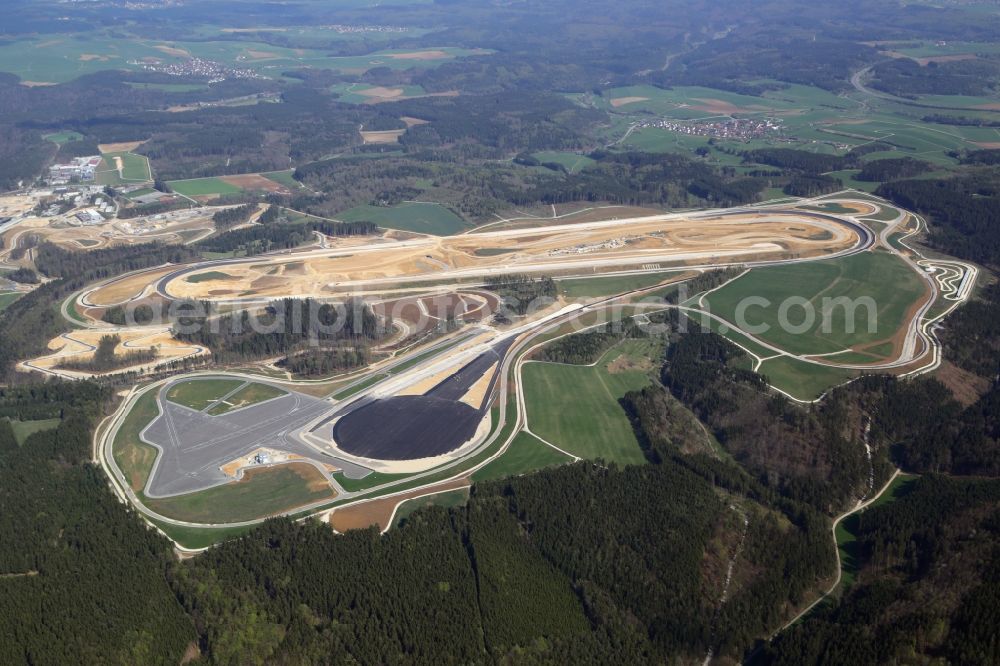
556 271 680 298
43 131 84 144
0 35 487 84
332 471 411 492
337 202 468 235
166 379 245 411
96 152 152 185
167 177 243 198
0 292 23 312
756 356 858 402
6 418 61 445
206 382 287 415
146 464 335 523
393 488 470 528
472 431 573 482
532 151 596 174
521 340 655 465
704 252 927 358
149 519 256 550
112 390 161 491
261 170 301 189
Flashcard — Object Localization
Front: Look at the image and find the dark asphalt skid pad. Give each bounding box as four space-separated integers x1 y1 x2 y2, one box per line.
332 395 481 460
331 337 514 460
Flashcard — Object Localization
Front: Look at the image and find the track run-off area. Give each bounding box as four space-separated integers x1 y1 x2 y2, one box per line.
78 190 976 550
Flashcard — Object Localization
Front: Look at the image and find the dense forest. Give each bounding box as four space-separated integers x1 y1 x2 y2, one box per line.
0 383 197 664
54 334 157 374
877 169 1000 268
484 274 558 317
210 203 259 229
196 208 376 256
172 298 383 365
276 346 371 377
759 476 1000 665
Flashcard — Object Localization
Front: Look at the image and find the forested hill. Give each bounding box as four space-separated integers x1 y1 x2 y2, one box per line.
0 384 196 664
0 373 836 663
171 445 835 662
758 475 1000 665
877 167 1000 269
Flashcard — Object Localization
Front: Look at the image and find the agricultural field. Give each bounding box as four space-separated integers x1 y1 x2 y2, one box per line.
330 83 445 104
337 202 468 235
167 172 293 200
165 378 245 411
521 340 657 466
704 252 928 360
600 81 998 168
0 34 489 85
260 170 302 190
167 177 242 198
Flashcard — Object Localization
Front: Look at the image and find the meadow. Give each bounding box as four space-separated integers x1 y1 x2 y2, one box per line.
704 251 928 359
337 202 467 235
96 151 152 185
165 378 245 411
145 464 335 523
167 177 243 198
472 431 573 482
0 33 488 84
521 340 656 466
531 151 596 174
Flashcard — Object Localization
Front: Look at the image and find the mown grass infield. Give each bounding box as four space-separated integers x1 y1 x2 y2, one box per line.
145 464 335 523
165 378 245 411
206 382 287 416
704 252 927 359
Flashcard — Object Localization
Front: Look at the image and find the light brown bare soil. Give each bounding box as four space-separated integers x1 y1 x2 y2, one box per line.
935 360 991 406
328 478 470 532
99 141 146 153
610 96 649 107
220 174 289 193
360 129 406 145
